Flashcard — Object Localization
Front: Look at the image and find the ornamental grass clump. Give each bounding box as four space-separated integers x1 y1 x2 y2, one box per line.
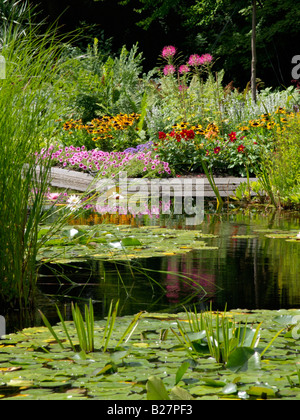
0 6 77 309
40 299 143 354
173 305 284 371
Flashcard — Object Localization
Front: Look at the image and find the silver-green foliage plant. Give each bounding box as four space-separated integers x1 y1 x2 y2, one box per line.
0 5 72 308
60 41 152 122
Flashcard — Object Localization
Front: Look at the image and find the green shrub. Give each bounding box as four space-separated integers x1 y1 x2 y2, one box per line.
269 113 300 206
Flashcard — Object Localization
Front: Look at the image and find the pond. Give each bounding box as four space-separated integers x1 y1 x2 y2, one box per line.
5 205 299 334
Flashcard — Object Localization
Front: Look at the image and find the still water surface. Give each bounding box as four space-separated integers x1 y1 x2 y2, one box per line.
5 207 300 332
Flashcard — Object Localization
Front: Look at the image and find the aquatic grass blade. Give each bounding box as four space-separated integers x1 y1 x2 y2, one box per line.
116 311 144 347
250 322 262 348
72 303 88 352
103 300 119 352
201 159 224 208
260 327 285 358
102 300 114 350
38 310 65 350
55 305 76 352
85 300 95 352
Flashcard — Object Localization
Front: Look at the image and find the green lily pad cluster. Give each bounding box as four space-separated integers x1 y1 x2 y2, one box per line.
37 225 218 264
0 309 299 400
254 228 300 242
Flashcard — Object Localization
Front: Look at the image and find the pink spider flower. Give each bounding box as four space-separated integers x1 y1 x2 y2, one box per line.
162 45 177 59
188 54 202 66
163 64 176 76
200 53 213 64
179 64 190 74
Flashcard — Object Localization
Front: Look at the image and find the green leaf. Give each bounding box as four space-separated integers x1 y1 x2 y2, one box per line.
226 347 255 372
274 315 297 326
92 363 118 377
121 237 143 247
147 376 170 400
170 386 194 400
201 378 227 388
247 384 278 398
175 361 190 385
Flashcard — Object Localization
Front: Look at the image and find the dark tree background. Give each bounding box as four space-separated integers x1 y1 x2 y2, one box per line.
31 0 300 89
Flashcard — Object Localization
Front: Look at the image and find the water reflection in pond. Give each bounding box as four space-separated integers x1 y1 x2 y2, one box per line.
164 213 300 311
4 206 300 333
40 207 300 314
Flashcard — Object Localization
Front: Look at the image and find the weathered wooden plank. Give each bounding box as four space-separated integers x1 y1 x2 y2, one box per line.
47 167 257 197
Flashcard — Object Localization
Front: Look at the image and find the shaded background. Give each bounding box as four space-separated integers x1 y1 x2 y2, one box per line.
31 0 300 89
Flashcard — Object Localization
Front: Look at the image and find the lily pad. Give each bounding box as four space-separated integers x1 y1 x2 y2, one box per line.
1 309 299 400
231 235 258 239
37 224 218 263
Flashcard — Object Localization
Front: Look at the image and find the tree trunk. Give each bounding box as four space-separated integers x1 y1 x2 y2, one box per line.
251 0 257 103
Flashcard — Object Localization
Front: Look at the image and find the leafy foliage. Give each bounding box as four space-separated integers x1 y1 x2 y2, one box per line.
0 309 298 400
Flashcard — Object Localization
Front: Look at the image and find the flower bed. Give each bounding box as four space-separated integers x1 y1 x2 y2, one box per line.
37 144 173 179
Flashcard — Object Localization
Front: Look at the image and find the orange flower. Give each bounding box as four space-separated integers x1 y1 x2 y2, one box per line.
205 130 218 139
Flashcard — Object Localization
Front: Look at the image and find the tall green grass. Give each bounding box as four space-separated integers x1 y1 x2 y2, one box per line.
0 10 72 309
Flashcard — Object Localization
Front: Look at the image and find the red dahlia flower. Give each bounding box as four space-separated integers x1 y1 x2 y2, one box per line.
181 129 195 140
158 131 167 139
237 145 245 153
228 131 237 142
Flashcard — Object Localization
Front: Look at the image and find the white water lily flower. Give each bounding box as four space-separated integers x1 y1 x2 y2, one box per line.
296 232 300 239
70 228 79 238
66 195 81 211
